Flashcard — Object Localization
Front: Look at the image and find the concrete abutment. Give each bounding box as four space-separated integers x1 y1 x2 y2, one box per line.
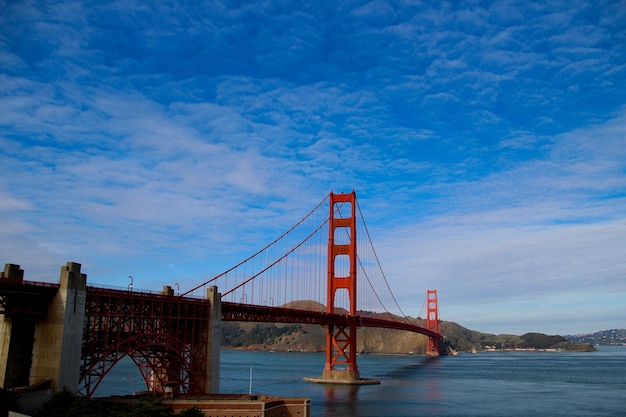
30 262 87 393
0 262 86 393
207 285 221 394
1 262 223 398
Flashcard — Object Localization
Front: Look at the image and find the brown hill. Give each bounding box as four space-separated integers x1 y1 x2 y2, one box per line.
281 300 326 312
221 304 433 354
221 301 594 353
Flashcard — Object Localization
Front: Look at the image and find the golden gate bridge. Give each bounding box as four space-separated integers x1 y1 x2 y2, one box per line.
0 191 444 398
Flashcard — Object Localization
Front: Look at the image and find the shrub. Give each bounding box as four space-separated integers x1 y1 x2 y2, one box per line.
178 407 205 417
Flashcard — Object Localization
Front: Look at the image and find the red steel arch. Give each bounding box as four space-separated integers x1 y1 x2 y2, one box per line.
80 287 211 397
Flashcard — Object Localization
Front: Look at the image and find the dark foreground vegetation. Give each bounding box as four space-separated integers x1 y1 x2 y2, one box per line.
2 388 203 417
1 388 19 417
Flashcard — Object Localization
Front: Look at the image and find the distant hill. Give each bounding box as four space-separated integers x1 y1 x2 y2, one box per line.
566 329 626 346
437 325 594 352
220 303 595 353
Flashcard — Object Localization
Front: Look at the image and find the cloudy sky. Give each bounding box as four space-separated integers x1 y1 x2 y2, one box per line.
1 0 625 335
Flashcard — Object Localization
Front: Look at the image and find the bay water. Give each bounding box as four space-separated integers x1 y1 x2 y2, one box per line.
96 347 626 416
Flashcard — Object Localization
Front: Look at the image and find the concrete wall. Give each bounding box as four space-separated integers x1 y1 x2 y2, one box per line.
0 314 12 388
207 285 221 393
2 263 223 397
2 320 35 388
0 264 33 389
30 262 87 392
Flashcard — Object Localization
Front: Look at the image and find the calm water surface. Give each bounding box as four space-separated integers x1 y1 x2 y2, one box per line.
97 347 626 416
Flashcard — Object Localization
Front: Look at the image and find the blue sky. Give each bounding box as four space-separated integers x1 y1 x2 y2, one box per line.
1 0 625 335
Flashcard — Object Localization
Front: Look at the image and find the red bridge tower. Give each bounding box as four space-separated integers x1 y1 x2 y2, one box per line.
323 191 360 381
426 289 440 355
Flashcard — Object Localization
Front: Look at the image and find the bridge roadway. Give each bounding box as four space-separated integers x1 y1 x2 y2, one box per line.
0 279 439 339
221 301 440 339
1 273 442 397
0 278 59 318
0 278 440 341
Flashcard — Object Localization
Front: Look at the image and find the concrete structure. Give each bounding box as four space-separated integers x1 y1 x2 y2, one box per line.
1 263 222 399
30 262 87 392
0 264 29 388
164 394 310 417
302 375 379 385
1 262 85 392
90 394 310 417
206 285 221 394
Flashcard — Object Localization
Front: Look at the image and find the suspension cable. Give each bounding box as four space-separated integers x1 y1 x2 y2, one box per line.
222 208 331 298
181 194 330 296
356 198 409 320
225 196 351 299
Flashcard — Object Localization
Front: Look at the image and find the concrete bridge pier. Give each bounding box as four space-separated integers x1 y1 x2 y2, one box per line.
0 264 31 389
206 285 221 394
0 262 86 393
30 262 86 393
2 262 222 400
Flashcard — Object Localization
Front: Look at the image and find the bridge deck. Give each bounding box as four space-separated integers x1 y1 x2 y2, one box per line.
221 302 439 338
0 279 59 318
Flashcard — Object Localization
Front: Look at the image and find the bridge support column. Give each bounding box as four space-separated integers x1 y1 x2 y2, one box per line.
426 289 440 356
206 285 221 393
0 314 11 387
0 264 35 389
0 319 35 389
324 192 359 381
305 191 379 385
30 262 87 392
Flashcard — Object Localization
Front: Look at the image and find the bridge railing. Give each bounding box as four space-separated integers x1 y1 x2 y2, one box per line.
0 277 60 288
87 282 208 300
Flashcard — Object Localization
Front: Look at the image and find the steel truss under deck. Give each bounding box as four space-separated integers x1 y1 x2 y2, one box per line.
81 287 211 397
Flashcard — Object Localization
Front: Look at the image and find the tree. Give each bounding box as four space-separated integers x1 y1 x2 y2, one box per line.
35 388 81 417
34 390 173 417
178 407 205 417
1 388 20 417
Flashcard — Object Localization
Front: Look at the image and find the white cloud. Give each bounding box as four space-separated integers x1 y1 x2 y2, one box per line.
370 110 626 332
1 0 625 335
